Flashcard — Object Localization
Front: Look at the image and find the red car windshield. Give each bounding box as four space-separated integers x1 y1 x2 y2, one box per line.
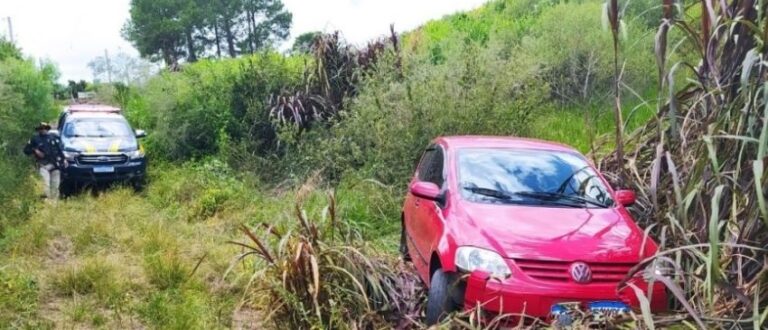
457 148 614 208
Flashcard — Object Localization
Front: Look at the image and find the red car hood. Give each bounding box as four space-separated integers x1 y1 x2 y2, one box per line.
452 202 653 262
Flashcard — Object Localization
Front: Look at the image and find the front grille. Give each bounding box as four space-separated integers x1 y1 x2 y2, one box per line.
78 154 128 165
514 259 636 283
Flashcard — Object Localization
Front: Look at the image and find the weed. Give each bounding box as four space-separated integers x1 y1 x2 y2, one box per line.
602 0 768 327
231 185 422 328
51 257 122 302
0 267 40 326
144 251 191 291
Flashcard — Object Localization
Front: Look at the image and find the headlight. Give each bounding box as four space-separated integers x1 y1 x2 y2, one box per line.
455 247 511 278
643 260 672 281
63 151 79 161
127 149 145 159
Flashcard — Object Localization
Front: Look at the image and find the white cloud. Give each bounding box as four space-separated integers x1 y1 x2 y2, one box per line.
0 0 488 82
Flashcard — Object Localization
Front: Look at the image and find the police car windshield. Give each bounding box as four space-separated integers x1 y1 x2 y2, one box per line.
64 119 133 138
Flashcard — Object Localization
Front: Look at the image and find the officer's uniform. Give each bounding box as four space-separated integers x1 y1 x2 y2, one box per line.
24 129 66 200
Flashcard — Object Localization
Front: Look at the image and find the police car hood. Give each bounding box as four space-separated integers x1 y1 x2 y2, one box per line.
62 136 138 153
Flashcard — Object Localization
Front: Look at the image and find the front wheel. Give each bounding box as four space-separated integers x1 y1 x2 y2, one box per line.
425 269 462 325
131 177 146 192
60 179 77 198
399 225 411 262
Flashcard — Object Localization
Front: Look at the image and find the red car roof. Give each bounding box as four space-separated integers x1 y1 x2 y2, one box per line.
66 104 121 113
436 135 577 153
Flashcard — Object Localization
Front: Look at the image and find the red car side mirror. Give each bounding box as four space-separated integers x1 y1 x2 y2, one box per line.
615 190 636 207
410 181 442 201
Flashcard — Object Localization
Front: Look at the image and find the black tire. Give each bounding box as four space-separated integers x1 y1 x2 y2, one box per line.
60 179 77 198
399 224 411 262
425 269 461 325
131 177 146 192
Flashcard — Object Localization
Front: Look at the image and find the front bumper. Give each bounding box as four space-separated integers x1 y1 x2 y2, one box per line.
463 271 667 318
63 158 147 183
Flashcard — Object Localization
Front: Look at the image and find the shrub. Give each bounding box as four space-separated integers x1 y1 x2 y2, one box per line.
144 251 190 291
0 268 41 326
0 40 58 233
52 258 121 301
124 53 303 161
601 0 768 326
231 186 422 328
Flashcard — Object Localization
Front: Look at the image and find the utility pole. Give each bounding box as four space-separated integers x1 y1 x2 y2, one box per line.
6 17 13 43
104 49 112 84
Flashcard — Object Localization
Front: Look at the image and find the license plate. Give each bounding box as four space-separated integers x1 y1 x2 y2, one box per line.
587 301 630 313
93 166 114 173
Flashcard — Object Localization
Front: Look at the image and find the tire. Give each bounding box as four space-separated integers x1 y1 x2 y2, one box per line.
399 225 411 262
131 177 146 192
60 179 77 198
425 269 461 325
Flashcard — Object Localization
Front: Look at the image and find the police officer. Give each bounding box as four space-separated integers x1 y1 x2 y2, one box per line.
24 122 67 201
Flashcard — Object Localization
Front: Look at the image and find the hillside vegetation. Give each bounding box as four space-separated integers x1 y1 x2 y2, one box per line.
1 0 767 328
110 0 660 186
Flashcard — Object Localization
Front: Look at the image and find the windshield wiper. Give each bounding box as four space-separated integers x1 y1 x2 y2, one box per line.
515 191 609 208
463 186 609 208
463 187 514 200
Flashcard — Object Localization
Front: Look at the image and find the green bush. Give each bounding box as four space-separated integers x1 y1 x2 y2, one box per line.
274 40 548 186
123 53 303 161
0 40 58 232
101 0 658 191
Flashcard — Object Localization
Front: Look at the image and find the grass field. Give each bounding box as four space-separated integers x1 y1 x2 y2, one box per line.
0 160 405 328
0 107 637 328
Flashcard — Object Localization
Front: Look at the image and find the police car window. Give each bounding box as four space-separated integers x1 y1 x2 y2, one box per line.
64 120 133 138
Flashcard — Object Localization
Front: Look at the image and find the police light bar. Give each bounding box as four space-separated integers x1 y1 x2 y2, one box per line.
65 104 122 113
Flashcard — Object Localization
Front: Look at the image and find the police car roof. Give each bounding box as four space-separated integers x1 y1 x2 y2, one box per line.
65 104 121 113
67 112 126 120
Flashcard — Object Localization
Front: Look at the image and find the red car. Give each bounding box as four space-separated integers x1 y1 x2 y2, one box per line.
400 136 666 324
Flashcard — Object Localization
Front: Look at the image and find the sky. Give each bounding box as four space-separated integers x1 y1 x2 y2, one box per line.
0 0 488 82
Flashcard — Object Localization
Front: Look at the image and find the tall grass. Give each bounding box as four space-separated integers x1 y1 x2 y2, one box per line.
603 0 768 327
230 182 422 329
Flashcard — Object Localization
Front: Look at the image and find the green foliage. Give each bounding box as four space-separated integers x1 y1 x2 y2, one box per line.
600 0 768 323
0 38 22 61
110 0 659 190
0 268 43 327
123 53 303 160
123 0 292 65
233 188 419 328
300 42 547 185
291 31 321 54
0 42 58 234
144 251 190 290
524 2 654 105
52 258 120 299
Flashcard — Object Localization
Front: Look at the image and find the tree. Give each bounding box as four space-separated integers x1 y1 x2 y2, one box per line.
67 80 88 99
211 0 244 57
87 51 156 85
291 31 321 54
0 38 22 61
124 0 293 63
240 0 292 53
122 0 187 67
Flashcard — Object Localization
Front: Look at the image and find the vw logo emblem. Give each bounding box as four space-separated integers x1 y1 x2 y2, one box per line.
569 262 592 283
